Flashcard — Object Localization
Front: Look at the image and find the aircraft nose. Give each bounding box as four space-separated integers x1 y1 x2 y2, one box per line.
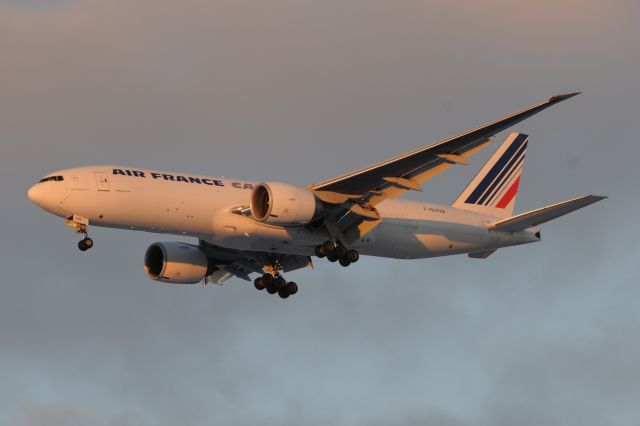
28 184 43 205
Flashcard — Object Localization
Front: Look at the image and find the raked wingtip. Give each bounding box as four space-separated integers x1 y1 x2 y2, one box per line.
549 91 582 103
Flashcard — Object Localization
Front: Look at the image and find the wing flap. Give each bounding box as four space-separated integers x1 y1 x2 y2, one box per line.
489 195 607 232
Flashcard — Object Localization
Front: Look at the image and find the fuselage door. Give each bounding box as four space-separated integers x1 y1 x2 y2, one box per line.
94 172 110 191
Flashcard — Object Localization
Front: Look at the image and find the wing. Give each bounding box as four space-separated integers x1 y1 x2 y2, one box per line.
199 239 312 284
311 93 579 196
307 93 581 244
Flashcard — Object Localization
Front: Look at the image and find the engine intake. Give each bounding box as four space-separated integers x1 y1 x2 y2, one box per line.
250 182 324 226
144 242 212 284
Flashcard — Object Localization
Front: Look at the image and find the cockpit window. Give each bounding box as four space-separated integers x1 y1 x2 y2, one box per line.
39 176 64 183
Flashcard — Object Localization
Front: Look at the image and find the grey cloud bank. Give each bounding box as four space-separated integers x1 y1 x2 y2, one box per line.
1 1 639 425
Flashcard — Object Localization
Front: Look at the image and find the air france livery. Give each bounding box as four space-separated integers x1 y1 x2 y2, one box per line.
28 93 605 300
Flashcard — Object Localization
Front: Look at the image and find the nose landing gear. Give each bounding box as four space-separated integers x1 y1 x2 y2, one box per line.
65 215 94 252
315 241 359 267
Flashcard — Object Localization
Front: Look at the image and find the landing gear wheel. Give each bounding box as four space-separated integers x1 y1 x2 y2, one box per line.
262 273 274 286
322 240 336 254
286 282 298 295
254 277 265 290
266 285 277 294
314 245 326 258
278 288 290 299
274 276 286 290
77 237 93 251
335 245 347 258
347 249 359 263
327 252 338 262
339 257 351 267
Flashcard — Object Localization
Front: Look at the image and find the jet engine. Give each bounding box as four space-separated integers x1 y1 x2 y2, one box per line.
144 242 213 284
250 182 325 226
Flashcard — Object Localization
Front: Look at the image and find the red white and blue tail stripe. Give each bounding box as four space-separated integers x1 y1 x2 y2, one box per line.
452 132 528 218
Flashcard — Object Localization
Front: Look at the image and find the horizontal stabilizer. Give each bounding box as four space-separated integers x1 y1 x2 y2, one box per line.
490 195 607 232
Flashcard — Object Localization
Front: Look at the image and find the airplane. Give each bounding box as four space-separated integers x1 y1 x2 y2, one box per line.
28 92 605 299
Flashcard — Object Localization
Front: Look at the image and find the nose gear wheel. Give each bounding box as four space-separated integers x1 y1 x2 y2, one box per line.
78 236 94 251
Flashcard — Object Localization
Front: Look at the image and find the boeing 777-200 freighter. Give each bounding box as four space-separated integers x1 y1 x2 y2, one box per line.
28 93 605 299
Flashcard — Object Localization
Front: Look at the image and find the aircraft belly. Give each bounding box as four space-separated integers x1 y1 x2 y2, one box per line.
357 219 491 259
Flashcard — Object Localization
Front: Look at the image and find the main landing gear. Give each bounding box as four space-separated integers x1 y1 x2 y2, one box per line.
254 273 299 299
314 241 359 267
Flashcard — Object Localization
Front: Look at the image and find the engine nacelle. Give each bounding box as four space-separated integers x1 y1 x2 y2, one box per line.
144 242 211 284
250 182 324 226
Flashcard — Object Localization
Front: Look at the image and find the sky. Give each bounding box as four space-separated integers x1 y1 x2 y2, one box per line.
1 0 639 424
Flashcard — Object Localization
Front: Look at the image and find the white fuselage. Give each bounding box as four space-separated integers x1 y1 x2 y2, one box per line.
28 166 539 258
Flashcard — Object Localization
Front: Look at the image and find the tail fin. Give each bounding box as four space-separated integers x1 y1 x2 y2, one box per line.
452 132 528 218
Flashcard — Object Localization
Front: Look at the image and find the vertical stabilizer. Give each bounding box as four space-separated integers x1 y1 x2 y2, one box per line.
452 132 528 218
